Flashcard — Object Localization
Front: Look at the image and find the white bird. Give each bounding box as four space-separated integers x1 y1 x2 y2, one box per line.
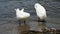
15 8 30 25
34 3 47 22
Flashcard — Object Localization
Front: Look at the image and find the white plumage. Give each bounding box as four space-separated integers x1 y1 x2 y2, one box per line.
15 8 30 25
34 3 47 22
15 8 30 19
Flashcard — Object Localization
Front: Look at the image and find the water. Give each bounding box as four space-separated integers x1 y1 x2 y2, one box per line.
0 0 60 34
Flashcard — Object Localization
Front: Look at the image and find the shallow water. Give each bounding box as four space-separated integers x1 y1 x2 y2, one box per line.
0 0 60 34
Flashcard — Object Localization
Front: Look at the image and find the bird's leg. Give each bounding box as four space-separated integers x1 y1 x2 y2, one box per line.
24 20 26 25
37 17 40 22
18 20 21 25
37 17 41 24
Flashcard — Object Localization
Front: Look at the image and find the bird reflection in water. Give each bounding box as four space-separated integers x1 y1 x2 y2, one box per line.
18 25 30 34
38 22 46 30
17 22 46 34
17 22 56 34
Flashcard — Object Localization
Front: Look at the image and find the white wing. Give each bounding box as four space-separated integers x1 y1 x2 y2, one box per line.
15 8 30 19
34 3 47 18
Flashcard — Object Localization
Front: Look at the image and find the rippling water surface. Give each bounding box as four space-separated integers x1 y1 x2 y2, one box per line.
0 0 60 34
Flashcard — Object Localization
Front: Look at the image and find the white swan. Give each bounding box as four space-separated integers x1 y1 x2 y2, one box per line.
15 8 30 25
34 3 47 22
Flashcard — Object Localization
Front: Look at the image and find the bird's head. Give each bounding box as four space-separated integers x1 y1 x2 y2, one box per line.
14 8 20 12
34 3 41 9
